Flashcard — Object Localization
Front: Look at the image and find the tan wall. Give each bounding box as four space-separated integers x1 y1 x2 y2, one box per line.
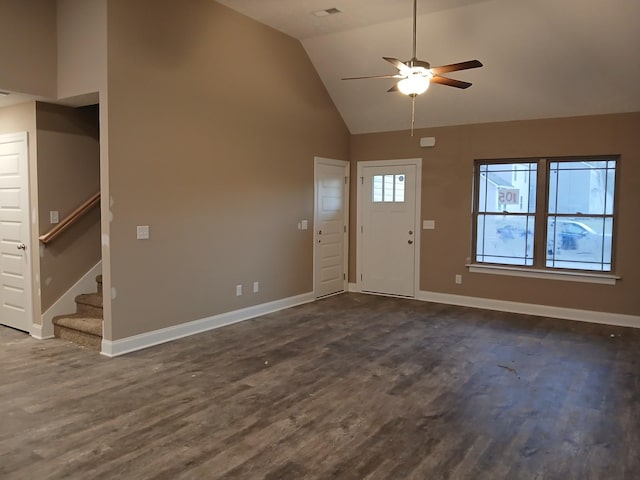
0 101 42 324
57 0 107 101
36 102 101 311
105 0 350 339
0 0 57 97
350 112 640 316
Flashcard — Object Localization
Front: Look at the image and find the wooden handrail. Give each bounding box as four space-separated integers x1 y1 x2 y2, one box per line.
39 192 100 245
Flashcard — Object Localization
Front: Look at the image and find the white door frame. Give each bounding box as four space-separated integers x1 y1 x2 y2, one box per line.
0 132 34 334
356 158 422 298
313 156 349 298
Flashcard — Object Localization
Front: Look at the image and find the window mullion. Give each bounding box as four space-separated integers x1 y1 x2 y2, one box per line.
534 158 548 269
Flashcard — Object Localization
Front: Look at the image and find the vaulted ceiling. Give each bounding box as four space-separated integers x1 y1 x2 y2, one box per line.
219 0 640 134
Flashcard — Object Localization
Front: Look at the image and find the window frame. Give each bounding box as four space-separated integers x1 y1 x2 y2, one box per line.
471 155 619 275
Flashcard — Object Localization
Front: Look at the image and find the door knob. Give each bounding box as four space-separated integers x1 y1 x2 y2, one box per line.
408 230 413 235
17 243 26 250
318 230 322 235
408 240 413 245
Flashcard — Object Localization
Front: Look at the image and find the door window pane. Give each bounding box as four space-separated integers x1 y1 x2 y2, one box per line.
372 174 405 203
383 175 394 202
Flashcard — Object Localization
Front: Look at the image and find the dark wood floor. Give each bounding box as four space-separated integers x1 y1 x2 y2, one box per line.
1 293 639 479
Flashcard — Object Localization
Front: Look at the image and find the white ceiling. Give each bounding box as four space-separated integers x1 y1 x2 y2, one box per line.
220 0 640 134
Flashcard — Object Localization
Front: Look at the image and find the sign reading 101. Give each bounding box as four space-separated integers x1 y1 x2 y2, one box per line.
498 188 520 205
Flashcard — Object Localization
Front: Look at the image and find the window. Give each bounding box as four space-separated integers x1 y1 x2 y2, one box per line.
473 157 617 272
373 174 405 203
475 162 537 266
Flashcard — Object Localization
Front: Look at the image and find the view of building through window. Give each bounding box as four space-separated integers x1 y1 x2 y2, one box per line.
476 162 537 266
474 158 616 272
546 161 615 271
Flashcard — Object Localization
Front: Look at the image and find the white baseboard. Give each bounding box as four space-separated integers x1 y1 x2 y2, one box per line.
30 323 51 340
417 290 640 329
101 291 315 357
34 261 102 340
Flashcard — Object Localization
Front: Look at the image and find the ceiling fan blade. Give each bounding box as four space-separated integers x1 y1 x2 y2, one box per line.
387 84 399 93
431 76 472 89
383 57 410 72
343 74 404 80
430 60 483 75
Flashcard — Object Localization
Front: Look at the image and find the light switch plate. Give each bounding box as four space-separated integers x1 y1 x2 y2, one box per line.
136 225 150 240
423 220 435 230
301 220 308 230
50 211 59 224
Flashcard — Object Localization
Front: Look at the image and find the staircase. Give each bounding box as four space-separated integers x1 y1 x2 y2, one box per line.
52 275 103 351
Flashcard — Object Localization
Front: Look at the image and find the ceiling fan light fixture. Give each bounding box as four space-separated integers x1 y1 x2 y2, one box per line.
397 74 430 96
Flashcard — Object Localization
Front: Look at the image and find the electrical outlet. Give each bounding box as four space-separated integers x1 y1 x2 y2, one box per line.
253 281 259 293
236 284 242 296
455 274 462 284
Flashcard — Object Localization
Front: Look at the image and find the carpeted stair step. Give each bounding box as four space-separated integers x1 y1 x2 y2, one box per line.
96 274 102 294
75 292 103 318
52 314 102 351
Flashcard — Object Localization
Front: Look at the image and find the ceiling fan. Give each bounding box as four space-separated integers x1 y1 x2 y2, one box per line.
343 0 483 135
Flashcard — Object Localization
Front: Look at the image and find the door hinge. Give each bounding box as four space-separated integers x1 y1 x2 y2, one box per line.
343 273 346 280
360 274 363 281
345 176 348 185
360 176 364 184
344 225 346 233
360 225 363 234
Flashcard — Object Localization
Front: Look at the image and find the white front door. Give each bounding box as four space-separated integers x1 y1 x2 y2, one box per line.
314 158 349 298
358 160 421 297
0 132 32 332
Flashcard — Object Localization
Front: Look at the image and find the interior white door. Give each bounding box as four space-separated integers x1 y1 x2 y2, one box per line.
315 159 348 298
0 132 32 332
360 163 417 297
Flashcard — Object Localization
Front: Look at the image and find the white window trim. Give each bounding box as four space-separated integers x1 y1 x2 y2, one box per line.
466 263 619 285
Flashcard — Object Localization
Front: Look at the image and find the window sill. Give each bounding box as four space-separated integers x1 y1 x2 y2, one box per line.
466 264 619 285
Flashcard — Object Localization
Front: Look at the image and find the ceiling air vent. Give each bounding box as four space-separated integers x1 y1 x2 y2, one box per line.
313 7 341 17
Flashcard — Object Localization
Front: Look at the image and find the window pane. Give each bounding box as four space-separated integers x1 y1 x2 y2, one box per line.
373 175 383 202
548 160 615 215
546 217 613 271
604 168 615 215
383 175 394 202
476 214 534 266
478 163 536 214
394 175 405 202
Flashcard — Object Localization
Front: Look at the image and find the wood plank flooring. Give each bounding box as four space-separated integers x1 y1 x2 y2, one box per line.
1 293 639 479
